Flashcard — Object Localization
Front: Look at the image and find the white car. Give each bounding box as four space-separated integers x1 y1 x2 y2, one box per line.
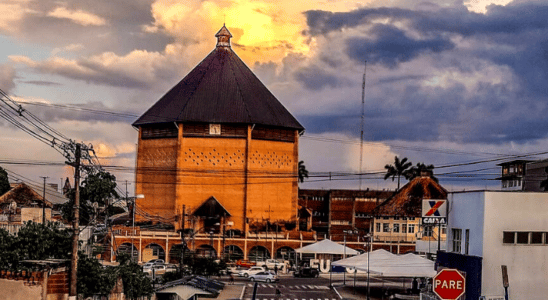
260 259 286 271
249 271 279 283
238 266 266 277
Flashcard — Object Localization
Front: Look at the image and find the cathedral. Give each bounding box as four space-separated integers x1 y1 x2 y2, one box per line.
132 25 304 237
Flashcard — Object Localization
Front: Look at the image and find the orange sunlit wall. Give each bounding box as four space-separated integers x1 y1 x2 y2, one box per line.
135 123 299 233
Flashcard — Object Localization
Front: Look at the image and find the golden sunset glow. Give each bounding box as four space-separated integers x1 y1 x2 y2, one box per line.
149 0 365 64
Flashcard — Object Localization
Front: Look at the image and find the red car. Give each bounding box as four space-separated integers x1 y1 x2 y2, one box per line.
236 259 257 268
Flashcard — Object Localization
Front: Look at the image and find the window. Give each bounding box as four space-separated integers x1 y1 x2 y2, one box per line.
383 223 390 232
503 231 544 245
383 216 389 220
408 225 415 233
393 216 400 220
452 229 462 253
376 223 381 232
424 226 433 237
465 229 470 255
531 232 543 244
409 217 416 221
517 232 529 244
503 232 515 244
402 224 407 233
393 224 400 233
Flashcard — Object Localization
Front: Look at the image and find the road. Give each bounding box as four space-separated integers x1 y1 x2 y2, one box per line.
232 272 415 300
240 276 340 300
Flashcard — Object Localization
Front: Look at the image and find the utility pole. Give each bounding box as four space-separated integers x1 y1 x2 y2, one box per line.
40 176 48 224
69 143 81 299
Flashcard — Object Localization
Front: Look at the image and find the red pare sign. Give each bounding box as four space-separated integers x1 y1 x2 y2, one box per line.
433 269 466 300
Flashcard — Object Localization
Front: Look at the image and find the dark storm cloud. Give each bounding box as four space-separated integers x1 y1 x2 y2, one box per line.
345 24 455 68
295 66 351 90
13 0 172 55
298 2 548 144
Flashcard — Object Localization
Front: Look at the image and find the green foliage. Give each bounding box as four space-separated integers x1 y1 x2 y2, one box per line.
298 161 309 183
116 253 154 300
15 221 72 261
407 162 437 182
184 255 225 277
62 170 120 225
77 254 117 297
0 166 10 196
0 228 17 270
0 222 71 271
384 156 412 190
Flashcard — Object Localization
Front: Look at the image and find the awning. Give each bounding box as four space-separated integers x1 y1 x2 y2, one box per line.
332 249 436 278
295 239 359 255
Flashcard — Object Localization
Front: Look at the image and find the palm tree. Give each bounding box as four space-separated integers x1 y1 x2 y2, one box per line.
298 161 309 183
384 156 412 190
408 162 437 182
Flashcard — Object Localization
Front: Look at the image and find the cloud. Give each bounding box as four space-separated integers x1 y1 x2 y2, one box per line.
47 7 107 26
9 47 181 89
0 64 16 93
345 24 455 68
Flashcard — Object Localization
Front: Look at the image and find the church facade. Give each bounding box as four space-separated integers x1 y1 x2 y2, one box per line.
132 26 304 237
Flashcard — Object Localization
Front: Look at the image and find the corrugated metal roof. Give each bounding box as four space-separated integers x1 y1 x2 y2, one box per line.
373 176 447 217
133 26 304 131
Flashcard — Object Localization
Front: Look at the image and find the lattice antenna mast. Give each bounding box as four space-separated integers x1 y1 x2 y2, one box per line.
359 61 367 190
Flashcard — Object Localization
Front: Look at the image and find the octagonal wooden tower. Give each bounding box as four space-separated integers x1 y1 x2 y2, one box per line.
132 26 304 235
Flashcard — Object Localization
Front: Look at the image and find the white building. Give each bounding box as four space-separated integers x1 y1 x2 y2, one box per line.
447 191 548 300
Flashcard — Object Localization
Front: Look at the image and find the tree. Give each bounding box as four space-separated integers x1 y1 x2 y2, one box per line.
116 253 154 300
384 156 412 191
298 161 309 183
62 170 120 225
407 162 437 182
0 166 10 196
0 221 71 270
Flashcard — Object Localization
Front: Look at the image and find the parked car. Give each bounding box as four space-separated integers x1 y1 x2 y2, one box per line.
249 271 279 283
142 262 155 270
236 259 257 268
293 267 320 278
238 266 266 277
144 264 167 276
146 259 165 265
260 259 286 271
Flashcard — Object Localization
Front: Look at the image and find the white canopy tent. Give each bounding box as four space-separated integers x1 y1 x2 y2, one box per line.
295 239 360 256
332 249 436 278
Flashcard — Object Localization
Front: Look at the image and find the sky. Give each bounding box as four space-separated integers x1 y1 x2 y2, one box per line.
1 0 548 195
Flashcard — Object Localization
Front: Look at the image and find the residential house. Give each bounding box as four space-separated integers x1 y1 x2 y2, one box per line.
372 173 447 254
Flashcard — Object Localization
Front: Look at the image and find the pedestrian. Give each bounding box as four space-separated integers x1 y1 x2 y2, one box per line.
274 265 278 275
229 272 234 285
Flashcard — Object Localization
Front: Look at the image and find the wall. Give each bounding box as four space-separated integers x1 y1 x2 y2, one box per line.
447 191 485 257
482 191 548 300
0 277 42 300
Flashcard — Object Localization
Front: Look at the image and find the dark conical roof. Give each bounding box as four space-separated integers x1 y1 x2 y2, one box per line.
133 26 304 131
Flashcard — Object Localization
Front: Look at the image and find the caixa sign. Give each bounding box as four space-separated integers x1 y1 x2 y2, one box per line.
422 217 447 224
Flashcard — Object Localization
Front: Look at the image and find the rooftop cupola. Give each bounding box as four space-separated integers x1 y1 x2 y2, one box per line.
215 25 232 47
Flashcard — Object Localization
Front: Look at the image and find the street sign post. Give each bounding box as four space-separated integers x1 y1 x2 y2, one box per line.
433 269 466 300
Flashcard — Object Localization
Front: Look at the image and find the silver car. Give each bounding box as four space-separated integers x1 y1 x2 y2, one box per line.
249 271 279 283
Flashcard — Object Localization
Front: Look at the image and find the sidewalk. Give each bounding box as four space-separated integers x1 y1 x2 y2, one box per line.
214 282 246 300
